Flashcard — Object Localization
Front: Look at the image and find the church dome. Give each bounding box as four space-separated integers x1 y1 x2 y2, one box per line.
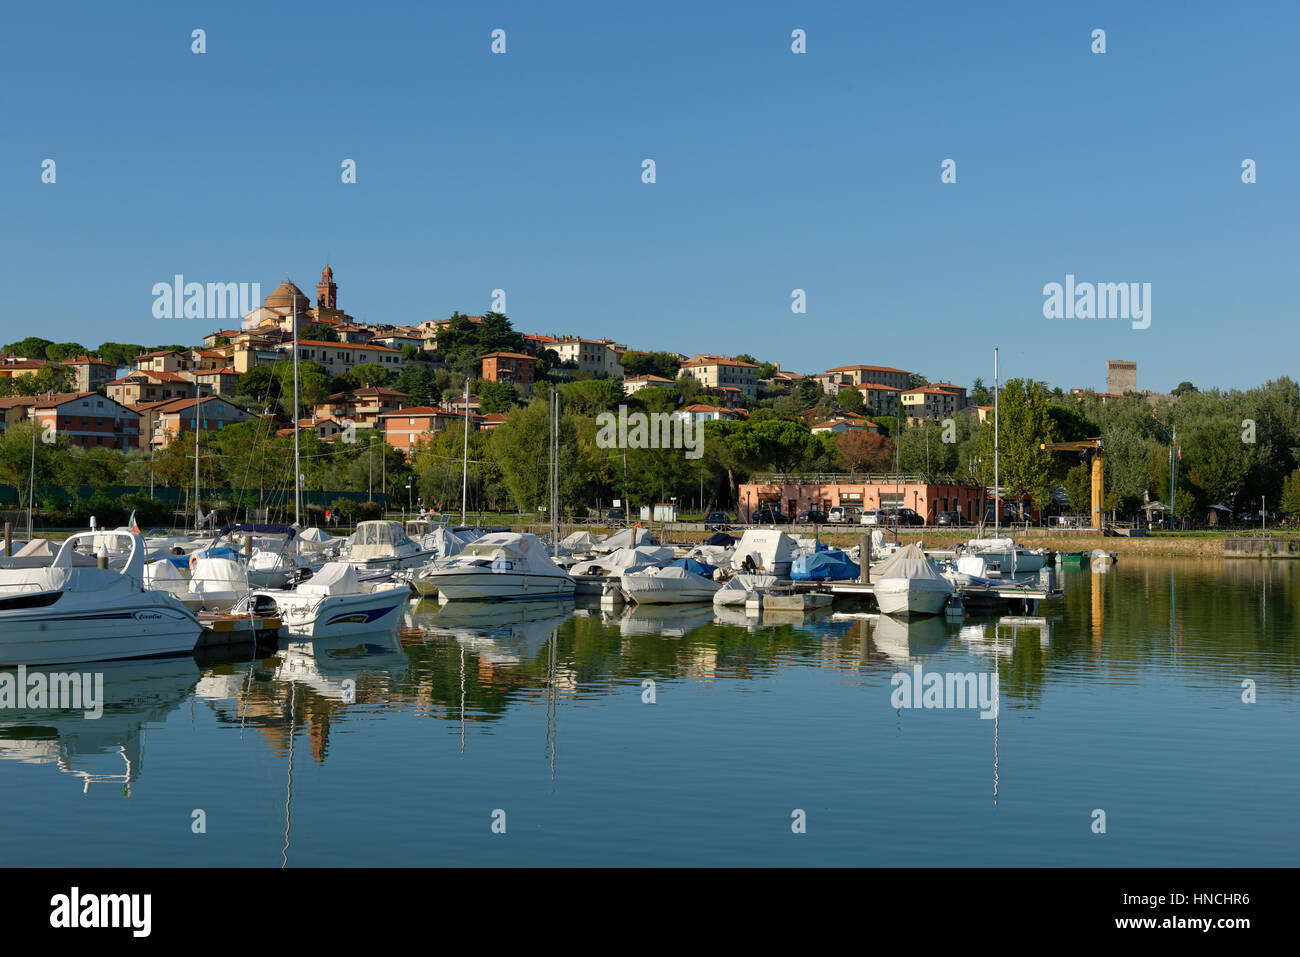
265 279 309 310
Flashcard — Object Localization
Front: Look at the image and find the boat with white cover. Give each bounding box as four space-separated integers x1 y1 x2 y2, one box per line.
568 545 676 594
0 531 203 665
713 573 778 606
620 559 720 604
871 543 955 618
416 532 576 603
185 556 250 612
243 562 411 638
731 529 800 577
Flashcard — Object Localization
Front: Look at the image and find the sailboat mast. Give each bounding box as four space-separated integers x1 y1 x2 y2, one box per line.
993 347 999 538
26 421 36 539
461 377 469 525
194 393 202 533
292 296 301 529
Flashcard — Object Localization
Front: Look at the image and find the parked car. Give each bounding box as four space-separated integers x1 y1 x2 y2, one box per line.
751 507 789 525
936 511 964 527
866 507 925 526
605 507 627 525
704 511 732 530
794 509 829 524
828 505 863 524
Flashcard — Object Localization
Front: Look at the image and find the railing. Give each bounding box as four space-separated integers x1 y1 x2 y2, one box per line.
747 472 970 486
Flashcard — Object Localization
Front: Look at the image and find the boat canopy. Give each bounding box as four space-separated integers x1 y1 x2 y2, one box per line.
299 526 334 543
704 532 737 546
873 543 950 585
353 521 412 547
596 527 660 552
560 530 605 551
570 545 674 575
298 562 362 596
458 533 569 575
733 530 800 569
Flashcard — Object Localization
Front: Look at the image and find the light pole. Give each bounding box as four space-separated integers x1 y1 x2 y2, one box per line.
1152 417 1176 531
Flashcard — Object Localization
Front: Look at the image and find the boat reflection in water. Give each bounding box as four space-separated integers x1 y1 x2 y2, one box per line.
407 598 572 665
0 656 201 793
866 613 954 664
615 603 718 638
272 629 410 700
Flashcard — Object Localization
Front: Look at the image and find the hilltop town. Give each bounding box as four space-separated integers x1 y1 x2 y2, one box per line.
0 266 1295 529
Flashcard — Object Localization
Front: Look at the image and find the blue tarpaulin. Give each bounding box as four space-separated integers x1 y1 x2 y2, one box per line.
667 557 718 578
791 549 859 581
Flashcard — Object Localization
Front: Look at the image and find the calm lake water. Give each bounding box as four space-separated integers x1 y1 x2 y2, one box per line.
2 558 1297 867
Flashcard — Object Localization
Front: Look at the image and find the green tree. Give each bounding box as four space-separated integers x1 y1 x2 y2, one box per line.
478 380 521 413
490 395 585 513
837 388 865 415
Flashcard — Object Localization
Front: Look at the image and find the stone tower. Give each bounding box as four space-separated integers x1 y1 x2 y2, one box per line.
1107 360 1137 395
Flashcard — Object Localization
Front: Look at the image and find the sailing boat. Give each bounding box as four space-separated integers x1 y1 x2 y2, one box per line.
963 348 1044 575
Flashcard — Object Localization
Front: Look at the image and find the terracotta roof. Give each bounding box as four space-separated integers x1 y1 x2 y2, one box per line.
292 339 400 353
824 364 911 374
481 352 534 360
857 382 902 392
681 355 757 369
62 356 115 366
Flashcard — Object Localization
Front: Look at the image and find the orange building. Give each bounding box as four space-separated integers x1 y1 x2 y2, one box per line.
739 474 1006 526
480 352 535 396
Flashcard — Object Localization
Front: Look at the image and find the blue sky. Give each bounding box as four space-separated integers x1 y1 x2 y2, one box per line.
2 1 1295 393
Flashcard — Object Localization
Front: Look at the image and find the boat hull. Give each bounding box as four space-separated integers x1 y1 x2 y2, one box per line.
275 590 410 638
426 570 576 603
0 596 203 666
873 578 952 618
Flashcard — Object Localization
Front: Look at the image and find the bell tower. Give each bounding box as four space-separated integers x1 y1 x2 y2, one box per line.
317 265 337 311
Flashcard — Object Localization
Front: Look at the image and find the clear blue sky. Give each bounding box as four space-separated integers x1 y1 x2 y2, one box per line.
2 1 1295 393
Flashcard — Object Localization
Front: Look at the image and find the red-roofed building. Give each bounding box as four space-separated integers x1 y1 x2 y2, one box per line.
679 355 758 400
480 352 535 396
31 392 140 451
855 382 902 416
901 386 960 422
107 371 205 407
622 374 675 396
283 339 403 376
190 367 241 396
815 364 912 395
378 406 483 453
61 356 117 393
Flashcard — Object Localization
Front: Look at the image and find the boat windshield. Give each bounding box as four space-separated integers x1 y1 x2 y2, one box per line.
355 521 412 548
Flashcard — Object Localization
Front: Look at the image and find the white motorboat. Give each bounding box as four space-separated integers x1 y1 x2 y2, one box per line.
416 532 576 603
0 531 203 665
593 526 659 553
243 563 411 639
871 543 955 618
342 521 436 573
713 573 777 606
963 537 1045 575
620 561 721 604
568 545 676 594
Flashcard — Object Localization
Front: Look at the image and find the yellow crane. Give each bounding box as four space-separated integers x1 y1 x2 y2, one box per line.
1040 439 1104 530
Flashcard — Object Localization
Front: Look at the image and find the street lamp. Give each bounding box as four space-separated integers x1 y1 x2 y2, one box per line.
1151 416 1177 531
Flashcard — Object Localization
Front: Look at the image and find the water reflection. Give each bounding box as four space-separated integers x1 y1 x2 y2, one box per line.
0 657 200 793
2 557 1298 803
